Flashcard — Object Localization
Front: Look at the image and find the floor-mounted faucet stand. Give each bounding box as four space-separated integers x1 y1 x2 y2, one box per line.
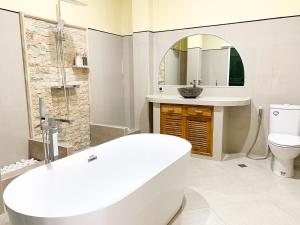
38 97 71 163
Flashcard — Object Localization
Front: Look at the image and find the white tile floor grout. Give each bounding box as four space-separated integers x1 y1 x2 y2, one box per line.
1 156 300 225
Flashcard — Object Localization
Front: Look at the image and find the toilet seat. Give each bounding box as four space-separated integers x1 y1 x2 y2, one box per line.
268 133 300 148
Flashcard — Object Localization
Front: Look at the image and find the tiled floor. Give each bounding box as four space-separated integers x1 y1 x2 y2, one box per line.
1 156 300 225
171 156 300 225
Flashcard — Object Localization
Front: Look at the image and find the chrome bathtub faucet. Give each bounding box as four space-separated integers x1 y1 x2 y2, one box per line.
38 97 72 164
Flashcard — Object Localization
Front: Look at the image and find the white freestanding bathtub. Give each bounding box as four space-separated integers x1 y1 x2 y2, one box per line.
3 134 191 225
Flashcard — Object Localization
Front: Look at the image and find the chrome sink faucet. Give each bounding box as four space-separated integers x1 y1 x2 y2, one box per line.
190 80 197 88
190 80 202 88
39 98 71 163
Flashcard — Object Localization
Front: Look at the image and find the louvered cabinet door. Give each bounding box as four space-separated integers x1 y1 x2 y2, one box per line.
187 116 213 156
160 114 186 139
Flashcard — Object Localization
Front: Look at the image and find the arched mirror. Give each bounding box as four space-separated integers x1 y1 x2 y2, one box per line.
158 34 244 87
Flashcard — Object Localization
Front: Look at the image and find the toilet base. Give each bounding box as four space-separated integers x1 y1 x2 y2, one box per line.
272 157 294 178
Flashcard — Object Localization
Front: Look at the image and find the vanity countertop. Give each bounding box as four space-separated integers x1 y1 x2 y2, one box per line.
146 95 251 107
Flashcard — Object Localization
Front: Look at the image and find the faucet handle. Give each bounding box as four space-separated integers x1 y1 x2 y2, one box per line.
48 118 72 127
54 118 72 124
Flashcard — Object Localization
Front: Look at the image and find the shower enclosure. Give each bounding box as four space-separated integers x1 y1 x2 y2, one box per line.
20 2 91 158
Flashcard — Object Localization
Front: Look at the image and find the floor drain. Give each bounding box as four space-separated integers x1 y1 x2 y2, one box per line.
238 164 248 168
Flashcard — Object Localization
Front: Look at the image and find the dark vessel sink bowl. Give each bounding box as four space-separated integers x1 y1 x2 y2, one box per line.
177 87 203 98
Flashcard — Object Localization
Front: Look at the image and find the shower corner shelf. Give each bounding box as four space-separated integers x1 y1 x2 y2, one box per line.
72 65 90 69
51 84 80 90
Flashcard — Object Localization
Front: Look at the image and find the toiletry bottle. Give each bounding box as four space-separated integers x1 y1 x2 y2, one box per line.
82 54 88 66
75 52 83 66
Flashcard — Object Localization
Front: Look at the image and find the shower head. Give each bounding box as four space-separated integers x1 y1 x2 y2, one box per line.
56 0 87 29
61 0 88 6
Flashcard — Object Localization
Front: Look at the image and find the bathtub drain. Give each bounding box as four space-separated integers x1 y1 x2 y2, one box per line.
88 155 98 162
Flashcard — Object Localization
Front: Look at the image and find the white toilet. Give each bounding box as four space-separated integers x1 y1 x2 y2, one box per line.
268 104 300 178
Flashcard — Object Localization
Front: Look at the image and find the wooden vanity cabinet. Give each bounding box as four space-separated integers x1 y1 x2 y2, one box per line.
160 104 213 156
187 115 213 156
160 104 187 139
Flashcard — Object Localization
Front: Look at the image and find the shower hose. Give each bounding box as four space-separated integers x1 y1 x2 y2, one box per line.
246 107 270 160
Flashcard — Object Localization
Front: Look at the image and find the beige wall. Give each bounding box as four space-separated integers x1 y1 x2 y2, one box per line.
131 0 153 32
0 0 123 34
130 0 300 34
130 0 300 33
121 0 133 35
2 0 300 35
152 0 300 32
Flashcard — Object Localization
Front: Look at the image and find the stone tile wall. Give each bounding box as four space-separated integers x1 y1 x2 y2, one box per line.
24 16 90 150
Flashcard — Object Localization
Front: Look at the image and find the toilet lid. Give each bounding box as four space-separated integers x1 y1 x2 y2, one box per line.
268 133 300 148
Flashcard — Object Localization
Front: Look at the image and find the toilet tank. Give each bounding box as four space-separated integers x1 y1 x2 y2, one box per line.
269 104 300 136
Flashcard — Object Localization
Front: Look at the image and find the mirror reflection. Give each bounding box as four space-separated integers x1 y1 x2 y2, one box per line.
158 34 244 86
